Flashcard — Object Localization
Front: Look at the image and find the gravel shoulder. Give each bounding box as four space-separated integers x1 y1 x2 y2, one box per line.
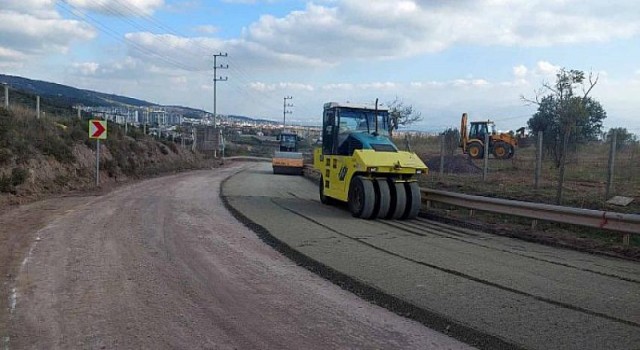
5 162 471 349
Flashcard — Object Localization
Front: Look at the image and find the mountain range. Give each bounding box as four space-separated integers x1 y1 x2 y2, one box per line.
0 74 282 124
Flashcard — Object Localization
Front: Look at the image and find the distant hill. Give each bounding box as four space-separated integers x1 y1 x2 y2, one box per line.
0 74 155 108
0 74 283 125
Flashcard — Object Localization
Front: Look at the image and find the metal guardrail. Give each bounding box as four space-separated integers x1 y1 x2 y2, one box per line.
224 156 272 162
303 165 638 242
422 189 640 237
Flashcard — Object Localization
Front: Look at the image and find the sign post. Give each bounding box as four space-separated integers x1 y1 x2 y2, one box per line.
89 120 107 186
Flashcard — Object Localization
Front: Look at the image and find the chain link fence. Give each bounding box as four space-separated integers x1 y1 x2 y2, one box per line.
399 133 639 214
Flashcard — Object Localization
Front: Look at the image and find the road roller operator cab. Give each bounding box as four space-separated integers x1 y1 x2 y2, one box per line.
314 102 428 220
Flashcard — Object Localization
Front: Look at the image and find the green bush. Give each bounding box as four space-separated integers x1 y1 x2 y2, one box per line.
0 175 10 193
0 167 28 192
11 167 28 186
0 148 12 165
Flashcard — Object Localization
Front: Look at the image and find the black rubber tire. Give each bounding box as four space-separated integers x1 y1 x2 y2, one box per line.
374 179 391 219
319 176 332 205
506 145 515 159
492 141 509 159
348 176 376 219
468 142 484 159
386 181 407 220
402 182 421 219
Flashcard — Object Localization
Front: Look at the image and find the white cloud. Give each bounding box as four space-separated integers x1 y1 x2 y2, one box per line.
111 1 640 73
232 0 640 65
513 65 528 79
170 76 188 84
68 57 151 79
249 82 278 92
322 83 354 90
65 0 164 16
536 60 560 75
71 62 100 75
249 82 314 92
0 4 95 64
194 25 219 35
358 82 397 90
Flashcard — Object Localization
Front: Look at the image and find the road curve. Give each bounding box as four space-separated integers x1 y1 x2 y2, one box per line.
8 163 471 349
222 162 640 350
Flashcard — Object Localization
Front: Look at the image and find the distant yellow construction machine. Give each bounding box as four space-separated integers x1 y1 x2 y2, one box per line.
459 113 520 159
272 132 304 175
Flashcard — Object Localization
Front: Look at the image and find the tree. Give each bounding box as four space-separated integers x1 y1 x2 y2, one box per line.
522 68 605 204
442 128 460 156
607 127 638 150
387 97 422 137
527 95 606 166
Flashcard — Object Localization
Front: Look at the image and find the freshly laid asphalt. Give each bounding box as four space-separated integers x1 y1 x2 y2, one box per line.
222 162 640 350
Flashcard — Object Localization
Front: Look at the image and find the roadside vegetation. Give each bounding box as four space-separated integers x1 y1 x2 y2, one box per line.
394 133 640 249
0 105 208 205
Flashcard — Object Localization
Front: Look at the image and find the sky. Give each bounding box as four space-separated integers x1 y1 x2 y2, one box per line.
1 0 639 132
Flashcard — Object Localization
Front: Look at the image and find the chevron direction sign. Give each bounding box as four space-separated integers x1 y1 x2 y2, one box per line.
89 120 107 140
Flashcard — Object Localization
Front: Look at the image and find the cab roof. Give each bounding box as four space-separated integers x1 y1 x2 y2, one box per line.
323 102 389 112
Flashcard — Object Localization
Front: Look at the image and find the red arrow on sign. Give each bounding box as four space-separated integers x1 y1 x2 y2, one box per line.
91 121 106 138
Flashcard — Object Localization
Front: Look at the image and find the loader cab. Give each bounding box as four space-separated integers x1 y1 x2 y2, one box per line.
322 102 395 156
469 121 495 141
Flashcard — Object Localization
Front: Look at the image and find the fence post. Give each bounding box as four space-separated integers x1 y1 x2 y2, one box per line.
3 84 8 108
606 130 617 199
36 95 40 119
483 133 489 181
535 131 543 189
439 134 445 178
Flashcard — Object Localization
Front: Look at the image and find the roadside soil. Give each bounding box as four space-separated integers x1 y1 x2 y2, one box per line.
2 162 471 349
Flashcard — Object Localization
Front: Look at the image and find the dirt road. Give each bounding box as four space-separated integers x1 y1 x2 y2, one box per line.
6 163 471 349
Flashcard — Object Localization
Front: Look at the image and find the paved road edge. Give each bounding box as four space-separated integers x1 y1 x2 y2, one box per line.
219 171 525 350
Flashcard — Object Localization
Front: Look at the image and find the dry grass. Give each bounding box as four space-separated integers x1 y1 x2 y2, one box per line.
400 134 639 247
398 134 640 213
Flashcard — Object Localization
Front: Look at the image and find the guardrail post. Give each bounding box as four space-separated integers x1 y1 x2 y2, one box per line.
535 131 542 190
622 234 630 246
483 133 489 181
439 134 445 178
606 131 617 199
36 95 40 119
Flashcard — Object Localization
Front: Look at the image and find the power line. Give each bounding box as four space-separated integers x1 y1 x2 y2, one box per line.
58 1 200 72
61 1 316 122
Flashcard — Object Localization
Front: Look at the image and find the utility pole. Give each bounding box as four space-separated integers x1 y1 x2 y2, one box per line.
213 53 229 126
283 96 293 132
213 53 228 158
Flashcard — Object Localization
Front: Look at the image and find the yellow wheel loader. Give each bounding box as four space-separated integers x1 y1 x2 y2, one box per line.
459 113 518 159
313 102 428 220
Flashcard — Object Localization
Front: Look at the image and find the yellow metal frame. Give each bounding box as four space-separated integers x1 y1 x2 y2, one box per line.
313 148 428 202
